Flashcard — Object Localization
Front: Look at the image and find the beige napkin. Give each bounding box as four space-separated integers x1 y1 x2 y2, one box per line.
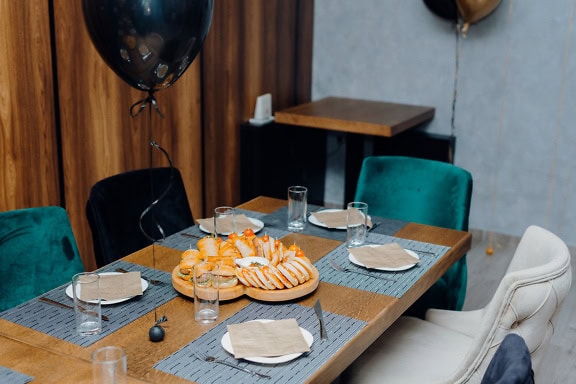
80 272 143 301
349 243 419 269
311 210 372 228
196 214 258 234
227 319 310 359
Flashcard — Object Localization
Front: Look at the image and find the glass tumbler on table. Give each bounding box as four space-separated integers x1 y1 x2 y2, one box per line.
194 263 219 323
347 201 368 247
287 185 308 231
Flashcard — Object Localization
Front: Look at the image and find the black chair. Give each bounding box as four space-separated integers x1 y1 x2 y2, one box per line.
86 167 194 267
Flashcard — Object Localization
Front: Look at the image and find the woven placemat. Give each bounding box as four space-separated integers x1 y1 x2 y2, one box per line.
0 260 177 347
154 301 366 384
314 233 451 298
261 206 407 241
0 366 33 384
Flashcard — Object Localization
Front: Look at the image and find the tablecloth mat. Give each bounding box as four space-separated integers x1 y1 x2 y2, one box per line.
260 206 407 241
162 209 289 251
315 233 451 298
0 366 33 384
0 260 177 347
154 301 366 384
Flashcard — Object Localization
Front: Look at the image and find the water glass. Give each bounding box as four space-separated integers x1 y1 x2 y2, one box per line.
214 206 236 237
72 272 102 336
194 263 219 323
92 346 127 384
287 186 307 231
347 202 368 247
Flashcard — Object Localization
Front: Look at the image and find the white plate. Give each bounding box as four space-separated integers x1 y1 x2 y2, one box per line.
348 246 420 271
221 319 314 364
309 209 371 230
199 217 264 236
65 272 149 305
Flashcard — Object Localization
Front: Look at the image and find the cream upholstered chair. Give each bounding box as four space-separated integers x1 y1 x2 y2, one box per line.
342 225 572 384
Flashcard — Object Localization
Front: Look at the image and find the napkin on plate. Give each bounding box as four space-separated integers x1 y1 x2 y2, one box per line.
311 210 372 228
227 319 310 359
80 272 143 301
349 243 419 269
196 214 258 234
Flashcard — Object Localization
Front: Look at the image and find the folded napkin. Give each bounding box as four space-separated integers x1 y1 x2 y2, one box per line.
80 272 143 301
349 243 419 269
196 214 258 234
227 319 310 359
311 210 372 229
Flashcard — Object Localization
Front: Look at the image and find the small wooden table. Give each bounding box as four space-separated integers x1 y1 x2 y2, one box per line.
274 97 435 137
0 196 470 384
242 97 439 204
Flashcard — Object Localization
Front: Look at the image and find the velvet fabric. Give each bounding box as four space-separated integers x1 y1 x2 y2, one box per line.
86 167 194 267
0 206 85 312
481 334 534 384
354 156 473 317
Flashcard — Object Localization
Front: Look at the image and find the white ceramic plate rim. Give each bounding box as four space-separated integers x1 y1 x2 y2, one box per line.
65 272 149 305
348 246 420 271
309 209 371 230
221 319 314 364
199 217 264 236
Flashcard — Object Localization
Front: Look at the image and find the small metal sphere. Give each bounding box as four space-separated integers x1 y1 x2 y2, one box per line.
149 325 165 342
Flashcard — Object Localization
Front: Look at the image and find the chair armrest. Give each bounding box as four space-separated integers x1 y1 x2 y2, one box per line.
425 308 483 338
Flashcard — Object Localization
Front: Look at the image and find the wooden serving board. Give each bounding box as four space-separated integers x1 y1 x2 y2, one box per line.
172 265 319 302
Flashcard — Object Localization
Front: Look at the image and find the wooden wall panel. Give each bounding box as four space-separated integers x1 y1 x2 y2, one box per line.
53 1 203 271
201 0 313 213
0 1 60 209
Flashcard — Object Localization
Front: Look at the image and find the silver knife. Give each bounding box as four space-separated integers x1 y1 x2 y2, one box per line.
314 299 328 340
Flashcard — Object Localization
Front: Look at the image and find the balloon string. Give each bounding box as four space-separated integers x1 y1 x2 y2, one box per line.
138 141 175 243
130 91 165 118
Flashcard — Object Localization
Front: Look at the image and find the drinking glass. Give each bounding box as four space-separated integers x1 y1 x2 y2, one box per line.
194 263 219 323
287 186 307 231
92 346 126 384
214 206 236 237
72 272 101 336
347 202 368 247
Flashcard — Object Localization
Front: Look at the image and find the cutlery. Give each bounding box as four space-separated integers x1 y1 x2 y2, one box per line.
115 267 162 285
314 299 328 340
38 297 109 321
192 350 271 379
181 232 202 239
329 260 395 281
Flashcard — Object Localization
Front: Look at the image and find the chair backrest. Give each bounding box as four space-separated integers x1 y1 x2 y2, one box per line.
354 156 473 315
354 156 473 230
0 206 85 312
86 167 194 267
451 225 572 383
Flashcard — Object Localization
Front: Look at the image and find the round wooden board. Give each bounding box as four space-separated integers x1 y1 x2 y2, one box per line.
172 265 319 302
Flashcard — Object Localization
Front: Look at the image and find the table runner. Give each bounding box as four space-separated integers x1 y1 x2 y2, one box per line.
0 366 33 384
154 301 367 384
260 206 407 241
314 233 451 298
162 209 289 251
0 260 177 347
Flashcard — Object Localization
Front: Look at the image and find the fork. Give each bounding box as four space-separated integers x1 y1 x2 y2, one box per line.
115 268 162 285
192 350 271 379
329 260 395 281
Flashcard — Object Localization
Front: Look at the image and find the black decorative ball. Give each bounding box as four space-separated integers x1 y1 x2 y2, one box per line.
149 325 165 342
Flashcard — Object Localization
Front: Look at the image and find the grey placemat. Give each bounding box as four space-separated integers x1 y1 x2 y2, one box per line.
154 302 366 384
162 209 289 251
315 233 451 298
0 260 177 347
0 366 33 384
261 206 407 241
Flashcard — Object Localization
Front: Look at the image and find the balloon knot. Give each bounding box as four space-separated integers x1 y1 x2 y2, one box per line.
130 92 165 118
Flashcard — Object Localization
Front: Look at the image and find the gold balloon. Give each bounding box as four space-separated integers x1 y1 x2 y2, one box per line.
457 0 502 24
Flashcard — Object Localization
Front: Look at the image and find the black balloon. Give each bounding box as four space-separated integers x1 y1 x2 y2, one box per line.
82 0 214 91
423 0 458 20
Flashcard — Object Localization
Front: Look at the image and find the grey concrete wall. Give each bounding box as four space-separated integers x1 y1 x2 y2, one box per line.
313 0 576 245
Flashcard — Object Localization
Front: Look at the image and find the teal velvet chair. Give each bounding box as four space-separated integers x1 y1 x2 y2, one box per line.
354 156 473 317
0 206 85 312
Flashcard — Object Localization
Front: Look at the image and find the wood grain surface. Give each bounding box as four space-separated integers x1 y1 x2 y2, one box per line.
0 196 471 384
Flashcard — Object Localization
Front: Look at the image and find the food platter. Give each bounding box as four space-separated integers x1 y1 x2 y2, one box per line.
172 265 319 302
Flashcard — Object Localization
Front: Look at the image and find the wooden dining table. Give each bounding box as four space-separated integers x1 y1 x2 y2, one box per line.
0 196 471 383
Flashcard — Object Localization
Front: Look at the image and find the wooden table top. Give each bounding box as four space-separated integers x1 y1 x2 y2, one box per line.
0 196 470 384
274 97 435 137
